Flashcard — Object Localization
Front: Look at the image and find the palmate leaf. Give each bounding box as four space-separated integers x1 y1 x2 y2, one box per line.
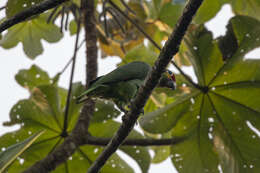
139 15 260 173
0 131 44 172
0 65 125 172
0 14 63 59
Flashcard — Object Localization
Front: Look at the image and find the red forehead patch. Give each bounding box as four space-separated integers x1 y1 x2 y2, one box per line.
171 74 176 81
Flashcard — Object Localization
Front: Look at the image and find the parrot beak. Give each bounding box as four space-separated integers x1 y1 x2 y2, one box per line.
167 80 176 90
166 70 176 90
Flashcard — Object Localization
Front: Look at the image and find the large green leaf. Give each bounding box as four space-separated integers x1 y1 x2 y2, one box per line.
0 131 44 172
139 16 260 173
0 14 63 59
139 90 200 133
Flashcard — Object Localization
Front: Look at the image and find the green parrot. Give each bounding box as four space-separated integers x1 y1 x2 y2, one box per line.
76 61 176 112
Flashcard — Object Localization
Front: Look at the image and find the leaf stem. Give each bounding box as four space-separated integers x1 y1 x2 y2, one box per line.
61 20 81 137
85 135 186 146
60 39 85 75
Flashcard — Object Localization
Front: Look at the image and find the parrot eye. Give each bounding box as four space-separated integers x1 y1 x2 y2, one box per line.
167 70 173 75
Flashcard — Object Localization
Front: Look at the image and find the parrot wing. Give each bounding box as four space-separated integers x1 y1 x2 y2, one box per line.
92 61 151 86
76 61 151 103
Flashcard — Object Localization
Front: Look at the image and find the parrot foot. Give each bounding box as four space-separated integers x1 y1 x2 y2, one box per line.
128 100 145 115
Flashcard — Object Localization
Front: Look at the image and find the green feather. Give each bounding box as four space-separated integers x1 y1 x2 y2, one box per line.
76 61 175 112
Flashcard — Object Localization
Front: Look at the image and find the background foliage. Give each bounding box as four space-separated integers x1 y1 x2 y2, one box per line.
0 0 260 173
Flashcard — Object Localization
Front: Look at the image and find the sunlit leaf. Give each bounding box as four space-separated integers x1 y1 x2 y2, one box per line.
139 16 260 173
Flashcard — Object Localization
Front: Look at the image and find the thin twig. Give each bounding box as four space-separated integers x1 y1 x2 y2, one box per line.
65 12 69 30
101 0 109 37
77 148 93 164
47 6 58 23
60 39 85 75
0 0 68 33
0 6 6 11
50 9 62 23
120 0 136 15
108 0 199 89
61 20 81 136
170 60 201 89
60 7 65 33
106 7 126 34
86 135 186 146
87 0 204 172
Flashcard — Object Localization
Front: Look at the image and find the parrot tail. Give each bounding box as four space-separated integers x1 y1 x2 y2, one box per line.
76 95 89 104
75 85 100 104
76 84 107 104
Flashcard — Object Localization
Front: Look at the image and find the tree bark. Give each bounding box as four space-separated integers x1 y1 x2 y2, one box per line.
23 0 98 172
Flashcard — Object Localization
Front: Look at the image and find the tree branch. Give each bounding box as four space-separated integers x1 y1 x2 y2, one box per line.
87 0 204 172
23 0 98 172
0 0 68 33
82 0 98 85
85 135 186 146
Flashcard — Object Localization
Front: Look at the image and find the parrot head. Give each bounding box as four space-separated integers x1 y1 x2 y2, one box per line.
158 70 176 90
